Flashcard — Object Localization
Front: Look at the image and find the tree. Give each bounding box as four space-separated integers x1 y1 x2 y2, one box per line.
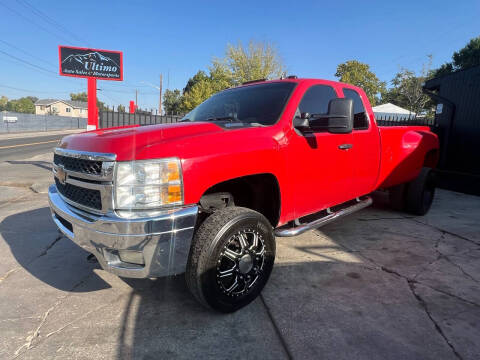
70 92 106 111
70 92 88 102
181 40 286 112
222 40 285 85
432 36 480 77
117 104 126 112
182 80 218 111
163 89 183 114
335 60 385 106
382 57 433 115
183 71 209 94
6 97 35 113
0 96 8 111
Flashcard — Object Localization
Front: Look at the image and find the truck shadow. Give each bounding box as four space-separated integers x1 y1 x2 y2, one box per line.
6 160 52 172
0 206 109 292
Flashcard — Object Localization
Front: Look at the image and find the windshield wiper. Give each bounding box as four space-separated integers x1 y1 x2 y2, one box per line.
204 116 237 122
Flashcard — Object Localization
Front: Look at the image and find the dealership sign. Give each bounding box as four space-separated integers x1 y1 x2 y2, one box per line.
58 46 123 81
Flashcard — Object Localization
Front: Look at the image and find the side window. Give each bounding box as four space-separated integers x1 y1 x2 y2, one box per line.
297 85 337 116
343 88 369 129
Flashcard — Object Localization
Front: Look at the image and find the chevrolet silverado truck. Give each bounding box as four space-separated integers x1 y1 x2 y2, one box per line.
48 78 439 312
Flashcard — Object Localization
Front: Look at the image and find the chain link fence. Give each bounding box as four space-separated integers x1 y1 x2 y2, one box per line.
0 111 87 133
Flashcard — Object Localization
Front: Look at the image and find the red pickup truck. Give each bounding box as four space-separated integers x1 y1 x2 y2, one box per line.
49 78 439 312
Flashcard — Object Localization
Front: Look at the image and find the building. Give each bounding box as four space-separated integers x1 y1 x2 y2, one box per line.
372 103 415 120
423 65 480 195
34 99 87 118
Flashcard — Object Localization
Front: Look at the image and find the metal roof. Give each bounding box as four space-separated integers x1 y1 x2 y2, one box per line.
34 99 87 109
372 103 413 115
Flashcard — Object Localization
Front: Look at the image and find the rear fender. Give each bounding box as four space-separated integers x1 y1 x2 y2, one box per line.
378 128 439 188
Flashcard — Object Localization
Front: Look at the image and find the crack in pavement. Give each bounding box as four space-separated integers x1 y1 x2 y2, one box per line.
259 294 293 360
36 234 63 259
339 236 475 360
357 216 415 221
11 271 95 359
0 267 20 284
407 280 464 360
370 263 466 360
414 231 479 284
408 218 480 246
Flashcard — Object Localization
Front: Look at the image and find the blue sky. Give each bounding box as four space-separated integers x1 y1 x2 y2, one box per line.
0 0 478 111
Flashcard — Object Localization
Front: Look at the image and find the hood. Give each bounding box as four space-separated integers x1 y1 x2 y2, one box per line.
58 122 225 161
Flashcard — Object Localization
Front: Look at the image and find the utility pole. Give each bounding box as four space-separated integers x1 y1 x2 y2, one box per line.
159 74 163 115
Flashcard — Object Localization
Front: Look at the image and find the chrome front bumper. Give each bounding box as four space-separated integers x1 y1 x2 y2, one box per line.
48 184 198 278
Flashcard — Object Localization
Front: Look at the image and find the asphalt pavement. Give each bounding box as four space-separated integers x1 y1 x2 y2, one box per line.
0 131 84 162
0 143 479 360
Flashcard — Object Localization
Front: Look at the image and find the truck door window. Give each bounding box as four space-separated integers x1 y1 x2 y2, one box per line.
297 85 337 117
342 88 369 130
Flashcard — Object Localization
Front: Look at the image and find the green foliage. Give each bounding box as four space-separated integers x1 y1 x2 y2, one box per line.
0 96 8 111
183 71 209 95
5 97 35 113
163 89 184 114
117 104 126 112
452 36 480 69
70 91 106 111
382 56 433 114
180 40 286 112
335 60 385 106
432 36 480 77
70 92 88 102
223 41 285 85
182 80 217 112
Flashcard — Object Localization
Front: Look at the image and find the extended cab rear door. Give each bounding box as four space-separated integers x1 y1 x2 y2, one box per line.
341 87 381 197
288 84 354 219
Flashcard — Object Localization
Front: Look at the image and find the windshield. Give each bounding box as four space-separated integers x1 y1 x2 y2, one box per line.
182 82 296 126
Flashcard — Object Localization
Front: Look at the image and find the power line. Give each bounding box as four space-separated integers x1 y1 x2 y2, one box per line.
0 83 83 94
0 39 56 70
0 48 56 75
0 1 73 44
15 0 90 45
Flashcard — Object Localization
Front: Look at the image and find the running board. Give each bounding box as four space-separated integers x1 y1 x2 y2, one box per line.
274 196 373 237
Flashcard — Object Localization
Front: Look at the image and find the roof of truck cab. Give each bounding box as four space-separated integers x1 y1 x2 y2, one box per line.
234 78 364 92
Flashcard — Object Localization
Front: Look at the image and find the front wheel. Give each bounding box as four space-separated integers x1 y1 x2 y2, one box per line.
186 207 275 313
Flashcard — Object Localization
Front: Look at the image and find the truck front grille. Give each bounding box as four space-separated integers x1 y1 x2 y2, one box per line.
53 148 116 213
55 178 102 210
53 153 103 175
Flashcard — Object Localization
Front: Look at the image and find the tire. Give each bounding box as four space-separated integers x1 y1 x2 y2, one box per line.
389 184 407 211
186 207 275 313
405 167 436 216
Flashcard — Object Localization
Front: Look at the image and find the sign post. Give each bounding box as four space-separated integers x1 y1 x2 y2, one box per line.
87 78 98 130
58 46 123 131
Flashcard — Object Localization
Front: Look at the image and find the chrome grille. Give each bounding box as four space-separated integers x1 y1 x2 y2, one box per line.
53 148 116 213
53 153 102 175
55 178 102 210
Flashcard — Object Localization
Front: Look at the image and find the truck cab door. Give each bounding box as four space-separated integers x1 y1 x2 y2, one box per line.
287 84 354 219
342 88 381 197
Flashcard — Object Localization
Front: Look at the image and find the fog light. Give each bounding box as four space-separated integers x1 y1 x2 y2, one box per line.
118 250 145 265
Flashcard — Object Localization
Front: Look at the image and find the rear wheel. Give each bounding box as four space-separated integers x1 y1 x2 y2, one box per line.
389 184 407 211
186 207 275 313
405 167 436 215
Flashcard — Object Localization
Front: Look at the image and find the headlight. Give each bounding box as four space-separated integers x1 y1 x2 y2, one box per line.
114 158 183 209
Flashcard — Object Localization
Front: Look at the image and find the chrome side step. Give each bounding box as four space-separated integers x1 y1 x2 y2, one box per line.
274 196 373 237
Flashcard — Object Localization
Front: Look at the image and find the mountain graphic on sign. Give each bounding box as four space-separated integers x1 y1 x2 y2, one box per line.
62 52 119 68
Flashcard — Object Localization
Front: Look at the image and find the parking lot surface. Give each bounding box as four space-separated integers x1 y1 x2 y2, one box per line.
0 153 479 359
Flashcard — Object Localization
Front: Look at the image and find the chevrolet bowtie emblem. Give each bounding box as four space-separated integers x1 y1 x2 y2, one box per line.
56 166 67 185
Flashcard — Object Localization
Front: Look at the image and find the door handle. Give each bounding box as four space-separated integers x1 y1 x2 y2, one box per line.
338 143 353 150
